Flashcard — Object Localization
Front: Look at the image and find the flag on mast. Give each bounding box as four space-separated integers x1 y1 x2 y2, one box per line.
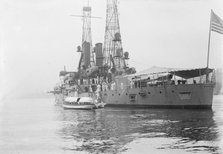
206 10 223 69
211 10 223 35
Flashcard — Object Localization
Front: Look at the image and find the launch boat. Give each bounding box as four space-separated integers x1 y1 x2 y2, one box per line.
63 92 105 110
63 96 96 110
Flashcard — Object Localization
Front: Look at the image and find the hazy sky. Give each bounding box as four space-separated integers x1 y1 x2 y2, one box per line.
0 0 223 99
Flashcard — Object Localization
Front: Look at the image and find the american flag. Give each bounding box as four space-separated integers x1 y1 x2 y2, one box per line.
211 10 223 35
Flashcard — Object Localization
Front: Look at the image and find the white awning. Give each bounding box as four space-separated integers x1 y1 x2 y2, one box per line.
126 66 213 79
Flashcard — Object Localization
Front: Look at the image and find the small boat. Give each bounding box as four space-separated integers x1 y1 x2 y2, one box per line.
63 96 95 110
63 93 105 110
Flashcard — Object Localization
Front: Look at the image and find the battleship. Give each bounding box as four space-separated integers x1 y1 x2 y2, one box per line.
51 1 223 109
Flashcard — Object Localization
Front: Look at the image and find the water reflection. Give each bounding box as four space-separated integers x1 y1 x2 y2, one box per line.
56 106 219 153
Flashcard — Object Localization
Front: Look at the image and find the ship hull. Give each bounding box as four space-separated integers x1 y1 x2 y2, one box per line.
105 104 212 109
101 83 215 109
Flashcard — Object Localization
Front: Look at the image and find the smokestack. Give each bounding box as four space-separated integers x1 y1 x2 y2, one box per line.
95 43 103 67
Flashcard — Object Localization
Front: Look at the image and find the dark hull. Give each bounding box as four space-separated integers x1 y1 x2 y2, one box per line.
101 83 215 109
105 104 212 109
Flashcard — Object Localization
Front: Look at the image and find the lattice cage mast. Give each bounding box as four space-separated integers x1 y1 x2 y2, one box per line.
103 0 126 71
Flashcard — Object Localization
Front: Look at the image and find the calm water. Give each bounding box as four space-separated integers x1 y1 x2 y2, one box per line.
0 95 223 154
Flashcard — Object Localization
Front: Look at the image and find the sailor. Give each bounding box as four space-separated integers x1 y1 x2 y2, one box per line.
92 78 95 84
74 90 78 97
96 84 101 92
107 83 111 90
111 82 116 90
89 85 93 92
96 92 102 104
96 84 101 100
121 82 124 89
84 86 89 92
130 80 134 88
108 72 112 83
74 85 78 97
97 76 100 84
193 79 197 84
138 80 141 88
80 78 83 85
105 84 108 91
102 82 107 91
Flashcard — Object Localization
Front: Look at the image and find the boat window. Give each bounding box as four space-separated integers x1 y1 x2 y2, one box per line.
141 81 147 87
80 78 83 85
129 94 137 101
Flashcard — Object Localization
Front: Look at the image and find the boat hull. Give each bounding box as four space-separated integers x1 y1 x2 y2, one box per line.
101 83 215 109
63 104 95 110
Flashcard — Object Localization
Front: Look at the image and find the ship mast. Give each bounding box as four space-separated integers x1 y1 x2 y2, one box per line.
71 5 96 71
103 0 126 74
82 6 95 69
